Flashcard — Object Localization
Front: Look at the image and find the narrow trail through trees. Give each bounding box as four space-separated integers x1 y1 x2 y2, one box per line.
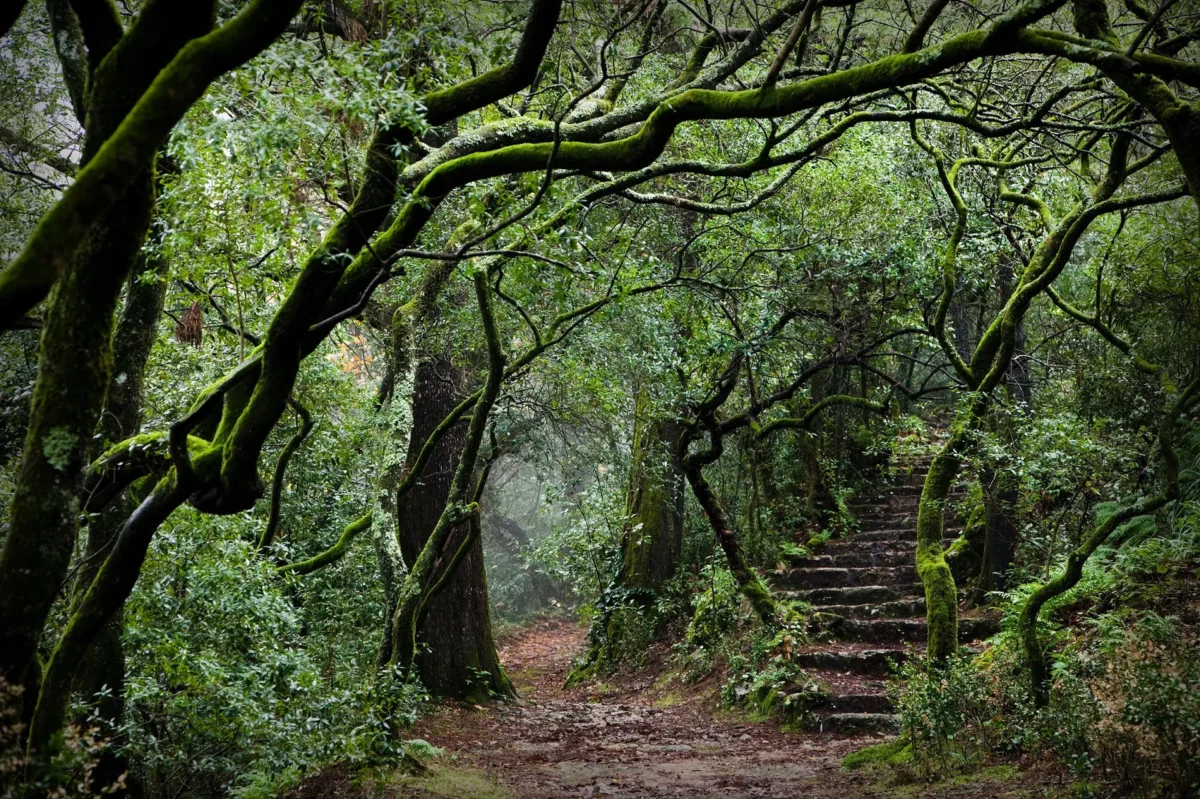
386 619 1046 799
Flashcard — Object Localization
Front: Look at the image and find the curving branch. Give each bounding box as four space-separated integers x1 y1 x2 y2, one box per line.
258 398 315 552
0 124 78 177
214 0 565 511
683 425 783 626
1015 370 1198 706
28 463 205 750
1045 286 1178 393
754 394 890 438
277 512 373 575
903 0 952 53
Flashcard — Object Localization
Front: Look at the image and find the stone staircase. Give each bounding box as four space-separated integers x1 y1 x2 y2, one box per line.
770 453 999 735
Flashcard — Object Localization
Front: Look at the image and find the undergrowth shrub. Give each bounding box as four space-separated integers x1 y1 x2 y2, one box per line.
888 570 1200 797
683 565 741 651
118 510 426 799
669 565 817 723
1 679 132 799
1084 615 1200 796
891 650 993 778
720 622 819 725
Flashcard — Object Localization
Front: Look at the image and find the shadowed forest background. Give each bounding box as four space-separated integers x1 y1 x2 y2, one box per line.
1 0 1198 796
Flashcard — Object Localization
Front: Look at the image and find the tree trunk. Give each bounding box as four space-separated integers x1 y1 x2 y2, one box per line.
70 253 165 797
617 391 685 590
976 469 1018 596
394 356 509 701
914 433 963 664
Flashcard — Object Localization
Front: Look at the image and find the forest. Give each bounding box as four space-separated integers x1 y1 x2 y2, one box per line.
0 0 1198 796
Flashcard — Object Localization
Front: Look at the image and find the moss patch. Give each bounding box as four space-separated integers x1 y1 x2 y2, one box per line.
389 764 511 799
842 737 914 770
950 764 1020 785
654 691 686 708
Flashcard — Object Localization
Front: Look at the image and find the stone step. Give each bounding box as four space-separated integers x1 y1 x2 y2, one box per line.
792 643 902 676
820 616 999 644
849 497 920 512
780 584 909 606
851 491 922 504
847 529 915 543
841 529 960 543
828 550 912 568
855 510 918 522
784 554 836 568
793 647 908 676
856 511 960 525
817 598 926 618
849 506 960 520
823 539 916 555
774 565 917 589
789 549 916 568
815 712 900 736
819 693 894 714
871 484 968 497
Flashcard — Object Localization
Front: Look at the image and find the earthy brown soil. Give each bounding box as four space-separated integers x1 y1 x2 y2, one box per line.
289 618 1066 799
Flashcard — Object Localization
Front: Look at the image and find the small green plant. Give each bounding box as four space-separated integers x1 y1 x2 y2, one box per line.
41 426 75 471
777 540 811 561
892 650 993 778
683 565 741 650
720 622 816 723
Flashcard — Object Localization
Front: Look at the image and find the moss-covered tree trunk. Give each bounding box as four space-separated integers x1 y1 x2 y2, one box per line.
70 250 165 796
914 431 964 664
0 170 156 714
393 355 509 701
685 429 781 626
388 272 509 700
617 391 685 590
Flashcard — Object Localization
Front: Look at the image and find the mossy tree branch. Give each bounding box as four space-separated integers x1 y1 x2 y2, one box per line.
415 431 503 624
258 398 315 552
754 394 890 438
277 512 373 575
214 0 564 513
684 425 784 626
904 0 953 53
27 458 208 751
0 0 303 324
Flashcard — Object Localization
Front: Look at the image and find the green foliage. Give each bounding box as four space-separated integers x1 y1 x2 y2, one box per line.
683 565 741 651
891 651 994 778
3 0 1200 792
40 426 75 471
120 509 425 796
719 621 818 724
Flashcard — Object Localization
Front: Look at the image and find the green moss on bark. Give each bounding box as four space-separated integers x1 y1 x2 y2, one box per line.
618 392 685 591
915 436 963 664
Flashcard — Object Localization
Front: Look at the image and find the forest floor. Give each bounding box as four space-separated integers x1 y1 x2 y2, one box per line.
291 618 1068 799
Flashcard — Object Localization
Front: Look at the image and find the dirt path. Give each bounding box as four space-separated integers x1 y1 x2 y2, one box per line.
392 620 1056 799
